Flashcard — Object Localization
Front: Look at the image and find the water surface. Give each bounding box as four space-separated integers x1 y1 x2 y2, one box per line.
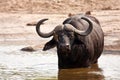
0 46 120 80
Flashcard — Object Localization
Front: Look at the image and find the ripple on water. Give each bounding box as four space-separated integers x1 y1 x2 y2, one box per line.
0 45 58 80
99 54 120 80
0 45 120 80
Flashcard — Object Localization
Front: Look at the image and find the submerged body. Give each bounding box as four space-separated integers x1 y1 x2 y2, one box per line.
36 13 104 69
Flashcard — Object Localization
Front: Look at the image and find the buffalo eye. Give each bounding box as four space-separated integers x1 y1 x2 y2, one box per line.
58 35 63 41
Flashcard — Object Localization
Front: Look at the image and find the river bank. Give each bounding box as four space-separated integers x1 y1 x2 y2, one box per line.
0 10 120 51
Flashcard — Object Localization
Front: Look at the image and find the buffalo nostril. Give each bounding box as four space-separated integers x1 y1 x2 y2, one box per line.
66 45 70 49
59 44 70 51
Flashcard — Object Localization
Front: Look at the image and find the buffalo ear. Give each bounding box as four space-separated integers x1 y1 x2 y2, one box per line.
43 38 57 51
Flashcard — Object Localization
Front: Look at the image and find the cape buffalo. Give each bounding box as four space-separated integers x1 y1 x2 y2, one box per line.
36 13 104 69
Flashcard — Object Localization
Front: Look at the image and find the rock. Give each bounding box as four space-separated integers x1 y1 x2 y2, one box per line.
26 21 44 26
21 46 36 52
26 21 37 26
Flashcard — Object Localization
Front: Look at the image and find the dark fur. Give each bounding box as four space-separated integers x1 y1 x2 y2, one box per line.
43 14 104 69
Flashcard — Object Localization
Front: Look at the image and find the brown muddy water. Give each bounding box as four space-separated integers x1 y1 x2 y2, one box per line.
0 46 120 80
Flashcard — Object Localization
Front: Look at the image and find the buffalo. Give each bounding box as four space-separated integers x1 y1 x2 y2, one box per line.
36 13 104 69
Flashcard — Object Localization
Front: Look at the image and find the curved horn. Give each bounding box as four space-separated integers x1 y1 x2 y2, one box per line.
80 17 93 36
36 18 54 38
64 17 93 36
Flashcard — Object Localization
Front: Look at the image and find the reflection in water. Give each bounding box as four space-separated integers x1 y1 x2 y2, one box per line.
58 64 104 80
0 46 120 80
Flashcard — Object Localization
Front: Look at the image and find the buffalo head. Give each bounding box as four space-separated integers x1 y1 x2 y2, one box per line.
36 17 93 53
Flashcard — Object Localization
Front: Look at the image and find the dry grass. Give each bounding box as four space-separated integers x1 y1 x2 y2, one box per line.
0 0 120 13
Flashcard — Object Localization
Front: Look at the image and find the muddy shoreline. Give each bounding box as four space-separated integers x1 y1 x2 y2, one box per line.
0 10 120 52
